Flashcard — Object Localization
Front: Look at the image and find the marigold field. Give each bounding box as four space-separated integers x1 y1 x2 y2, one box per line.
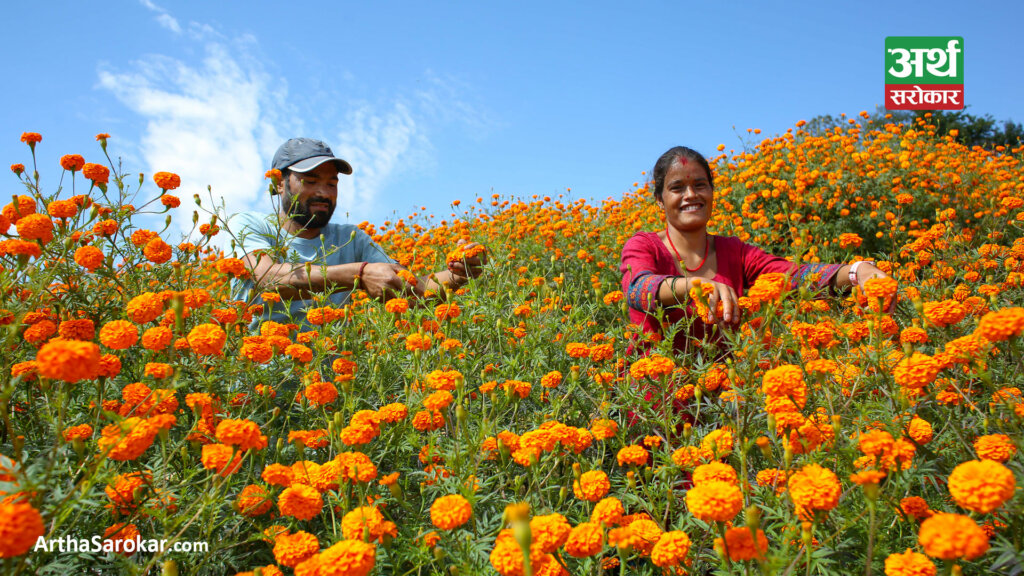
2 114 1024 576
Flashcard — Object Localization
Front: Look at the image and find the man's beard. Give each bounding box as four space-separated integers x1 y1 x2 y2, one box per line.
286 196 335 230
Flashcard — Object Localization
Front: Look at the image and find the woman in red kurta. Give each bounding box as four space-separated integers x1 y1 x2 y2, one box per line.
620 146 891 356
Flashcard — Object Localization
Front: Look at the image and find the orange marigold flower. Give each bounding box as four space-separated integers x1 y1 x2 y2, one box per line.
342 506 394 543
126 292 165 324
591 497 624 526
540 371 563 388
747 272 789 303
82 163 109 184
405 333 432 351
947 460 1015 514
153 171 181 190
216 419 268 451
141 326 172 352
430 494 472 530
884 549 936 576
201 443 244 476
501 379 532 398
974 434 1016 462
671 445 713 469
651 530 691 567
47 199 78 218
384 298 409 314
918 513 989 560
788 463 841 520
334 451 378 483
10 163 24 175
423 390 455 411
900 326 929 345
717 527 768 562
60 154 85 172
907 417 933 445
701 427 735 458
273 530 319 568
36 338 100 383
305 380 338 407
262 464 295 487
378 403 408 423
686 480 743 522
573 470 610 502
892 353 941 389
100 320 139 350
16 213 54 244
143 237 172 264
317 537 378 573
63 423 93 442
974 307 1024 342
187 323 226 355
2 195 36 224
278 483 323 521
237 484 273 517
565 522 603 558
20 132 42 144
490 528 544 576
103 523 141 556
756 468 787 494
863 276 898 299
616 444 648 467
0 501 45 557
922 299 966 328
693 462 739 486
97 417 157 461
57 319 94 341
900 496 932 521
74 245 105 270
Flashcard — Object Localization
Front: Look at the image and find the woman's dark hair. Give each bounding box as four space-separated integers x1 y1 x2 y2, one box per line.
651 146 714 201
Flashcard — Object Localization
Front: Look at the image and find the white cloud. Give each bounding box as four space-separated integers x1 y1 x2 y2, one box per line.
331 101 430 221
139 0 181 34
97 42 285 240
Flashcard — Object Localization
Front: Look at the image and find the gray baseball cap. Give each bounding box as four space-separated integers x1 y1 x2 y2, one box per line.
271 138 353 175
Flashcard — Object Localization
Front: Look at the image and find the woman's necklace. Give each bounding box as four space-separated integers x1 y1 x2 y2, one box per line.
665 227 710 273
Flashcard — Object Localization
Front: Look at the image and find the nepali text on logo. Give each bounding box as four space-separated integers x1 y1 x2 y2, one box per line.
885 37 963 110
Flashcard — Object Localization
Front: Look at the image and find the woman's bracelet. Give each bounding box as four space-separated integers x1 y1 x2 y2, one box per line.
849 260 874 286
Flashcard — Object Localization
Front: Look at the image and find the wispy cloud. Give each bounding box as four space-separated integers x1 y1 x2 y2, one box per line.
138 0 181 34
98 4 492 238
97 41 286 239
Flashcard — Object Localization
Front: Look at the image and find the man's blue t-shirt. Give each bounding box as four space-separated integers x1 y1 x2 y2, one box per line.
228 211 396 327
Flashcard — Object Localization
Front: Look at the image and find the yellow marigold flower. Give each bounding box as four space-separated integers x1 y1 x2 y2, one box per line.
685 480 743 522
883 549 936 576
430 494 472 530
316 539 376 576
693 462 739 486
947 460 1016 514
278 483 323 521
756 468 787 494
565 522 603 558
918 513 989 560
788 463 841 520
859 429 895 457
717 527 768 562
273 530 319 568
650 530 691 567
530 513 571 554
573 470 610 502
974 434 1016 462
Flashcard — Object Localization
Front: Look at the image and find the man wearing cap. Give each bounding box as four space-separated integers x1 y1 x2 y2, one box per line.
229 137 486 327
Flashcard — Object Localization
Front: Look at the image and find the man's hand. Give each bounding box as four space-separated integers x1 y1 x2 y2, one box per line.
446 239 489 281
359 263 416 299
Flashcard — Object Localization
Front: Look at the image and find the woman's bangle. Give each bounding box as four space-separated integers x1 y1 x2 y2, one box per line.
849 261 874 286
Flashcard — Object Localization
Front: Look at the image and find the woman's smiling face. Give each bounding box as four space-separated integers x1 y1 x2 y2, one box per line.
658 157 713 233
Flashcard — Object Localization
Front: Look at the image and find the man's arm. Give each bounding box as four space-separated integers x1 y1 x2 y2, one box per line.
242 251 408 300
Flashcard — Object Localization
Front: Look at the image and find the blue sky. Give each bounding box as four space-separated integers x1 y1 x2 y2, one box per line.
5 1 1021 239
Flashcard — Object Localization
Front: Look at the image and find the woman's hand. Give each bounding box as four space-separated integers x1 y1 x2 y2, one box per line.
691 279 741 326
